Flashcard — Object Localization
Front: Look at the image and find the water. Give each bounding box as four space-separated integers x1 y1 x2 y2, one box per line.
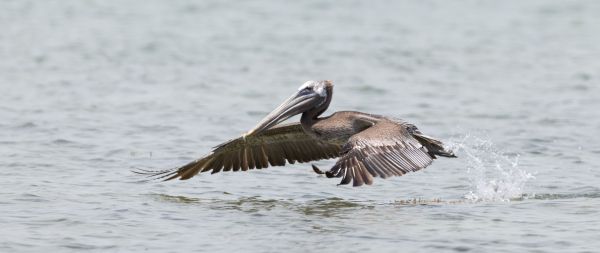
2 0 600 252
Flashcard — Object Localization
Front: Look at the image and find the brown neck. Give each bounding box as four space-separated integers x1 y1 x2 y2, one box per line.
300 86 333 131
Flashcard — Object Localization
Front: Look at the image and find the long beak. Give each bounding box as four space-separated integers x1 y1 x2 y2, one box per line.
244 91 319 137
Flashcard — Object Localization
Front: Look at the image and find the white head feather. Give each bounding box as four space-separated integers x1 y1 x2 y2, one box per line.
298 80 327 97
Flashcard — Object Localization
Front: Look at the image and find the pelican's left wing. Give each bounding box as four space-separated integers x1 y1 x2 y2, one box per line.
135 123 342 181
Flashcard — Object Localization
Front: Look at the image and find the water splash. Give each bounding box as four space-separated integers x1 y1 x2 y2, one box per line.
449 134 534 202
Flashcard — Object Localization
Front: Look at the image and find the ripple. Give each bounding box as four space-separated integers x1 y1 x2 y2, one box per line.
133 124 180 133
51 138 74 144
467 113 521 120
105 148 127 157
15 122 37 128
518 192 600 200
62 243 116 250
13 193 49 203
351 85 387 94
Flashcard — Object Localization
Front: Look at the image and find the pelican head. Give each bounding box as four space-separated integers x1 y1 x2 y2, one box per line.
245 80 333 136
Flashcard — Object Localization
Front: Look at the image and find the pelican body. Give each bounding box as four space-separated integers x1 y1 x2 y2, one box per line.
139 80 456 187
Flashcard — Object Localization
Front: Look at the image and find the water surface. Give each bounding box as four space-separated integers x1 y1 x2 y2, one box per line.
1 0 600 252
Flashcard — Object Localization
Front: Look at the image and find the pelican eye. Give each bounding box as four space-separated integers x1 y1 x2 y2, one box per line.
299 86 313 95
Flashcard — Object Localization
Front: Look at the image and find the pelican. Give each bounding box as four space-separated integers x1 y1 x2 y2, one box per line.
137 80 456 186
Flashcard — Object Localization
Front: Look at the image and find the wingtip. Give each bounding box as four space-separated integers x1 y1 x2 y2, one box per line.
442 151 458 158
435 149 457 158
312 164 325 175
131 167 180 182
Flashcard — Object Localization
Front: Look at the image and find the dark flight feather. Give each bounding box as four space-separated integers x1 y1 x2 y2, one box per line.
134 123 342 181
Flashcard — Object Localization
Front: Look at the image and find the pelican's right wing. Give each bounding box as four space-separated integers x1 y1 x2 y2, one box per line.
135 123 342 181
323 120 447 187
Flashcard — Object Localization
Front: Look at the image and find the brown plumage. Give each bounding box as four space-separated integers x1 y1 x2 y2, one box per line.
140 123 342 181
135 80 456 187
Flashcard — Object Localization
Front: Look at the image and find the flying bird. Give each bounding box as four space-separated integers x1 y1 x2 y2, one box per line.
137 80 456 186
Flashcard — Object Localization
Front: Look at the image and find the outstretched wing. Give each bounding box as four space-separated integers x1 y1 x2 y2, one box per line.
136 123 342 181
325 120 440 187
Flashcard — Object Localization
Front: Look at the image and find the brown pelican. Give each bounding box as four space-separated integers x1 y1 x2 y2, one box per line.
137 80 456 186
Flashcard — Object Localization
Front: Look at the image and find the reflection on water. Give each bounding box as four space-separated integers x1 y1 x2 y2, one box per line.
518 191 600 201
151 193 203 204
150 188 600 215
150 193 371 217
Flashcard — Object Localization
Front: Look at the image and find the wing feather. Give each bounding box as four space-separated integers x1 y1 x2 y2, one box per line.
136 123 342 181
330 120 438 186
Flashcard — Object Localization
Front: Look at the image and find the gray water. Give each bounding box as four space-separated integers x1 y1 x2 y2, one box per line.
2 0 600 252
